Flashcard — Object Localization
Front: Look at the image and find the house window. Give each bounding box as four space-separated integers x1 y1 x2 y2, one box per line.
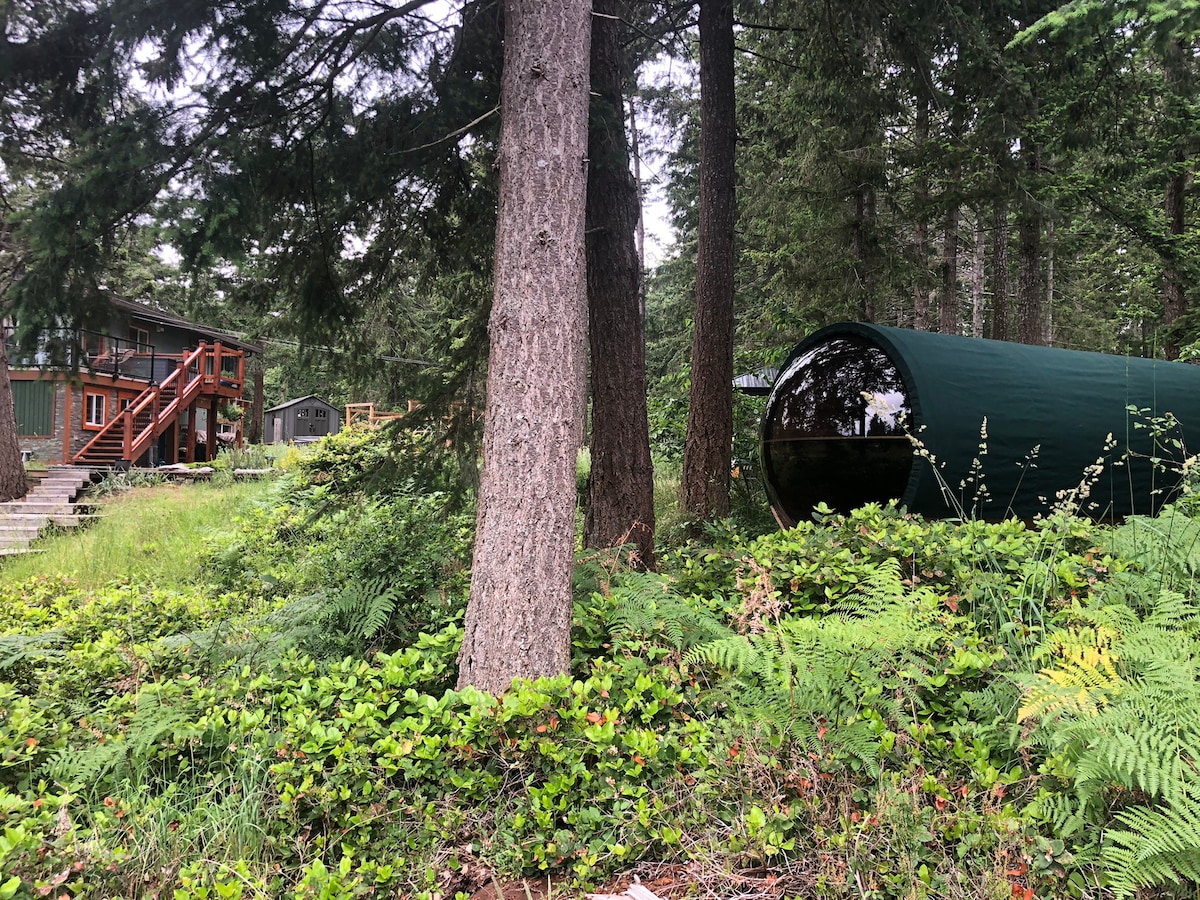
84 391 107 428
130 326 151 353
315 408 328 419
298 408 310 418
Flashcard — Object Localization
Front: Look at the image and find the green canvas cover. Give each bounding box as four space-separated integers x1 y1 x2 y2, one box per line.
761 322 1200 525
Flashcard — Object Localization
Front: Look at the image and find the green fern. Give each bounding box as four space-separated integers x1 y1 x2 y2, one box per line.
50 687 205 792
0 630 68 672
686 559 948 775
609 570 728 651
1020 587 1200 897
326 576 401 641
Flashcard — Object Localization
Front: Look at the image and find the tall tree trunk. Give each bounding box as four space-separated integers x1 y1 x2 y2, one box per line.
991 199 1009 341
584 0 656 569
1164 165 1187 360
1016 140 1044 346
0 340 28 501
681 0 735 523
912 94 931 332
854 185 877 322
1162 37 1190 361
1045 218 1055 346
972 213 985 339
457 0 591 694
629 98 647 320
940 194 959 335
247 343 264 444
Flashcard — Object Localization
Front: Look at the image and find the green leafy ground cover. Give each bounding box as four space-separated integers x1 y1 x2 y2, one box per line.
2 428 1199 899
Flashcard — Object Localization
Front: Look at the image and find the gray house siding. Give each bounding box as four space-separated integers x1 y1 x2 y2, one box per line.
264 396 341 444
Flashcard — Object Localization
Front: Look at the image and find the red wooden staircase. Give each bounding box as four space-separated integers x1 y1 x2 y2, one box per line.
73 343 244 466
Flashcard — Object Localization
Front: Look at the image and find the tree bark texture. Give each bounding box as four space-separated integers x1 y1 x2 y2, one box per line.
457 0 591 694
1163 165 1187 360
1162 37 1190 361
854 186 877 322
912 94 931 332
681 0 736 523
1016 135 1044 346
247 346 264 444
991 199 1009 341
972 213 985 339
1045 218 1055 345
584 0 656 569
0 341 28 501
940 194 959 335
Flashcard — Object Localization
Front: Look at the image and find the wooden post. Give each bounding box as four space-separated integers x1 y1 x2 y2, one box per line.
167 415 180 464
123 410 133 462
184 403 197 463
207 398 218 461
63 386 72 465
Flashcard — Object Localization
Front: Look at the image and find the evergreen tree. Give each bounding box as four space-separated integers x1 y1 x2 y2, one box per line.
584 0 657 569
681 0 736 523
456 0 592 693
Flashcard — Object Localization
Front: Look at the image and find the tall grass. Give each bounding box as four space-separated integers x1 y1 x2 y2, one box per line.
0 480 271 589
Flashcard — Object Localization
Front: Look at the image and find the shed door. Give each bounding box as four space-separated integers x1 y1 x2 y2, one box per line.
311 407 331 436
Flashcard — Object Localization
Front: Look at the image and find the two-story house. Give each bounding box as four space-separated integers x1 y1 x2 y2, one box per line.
10 297 259 467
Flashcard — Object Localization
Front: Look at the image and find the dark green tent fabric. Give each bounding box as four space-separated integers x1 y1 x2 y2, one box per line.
761 322 1200 524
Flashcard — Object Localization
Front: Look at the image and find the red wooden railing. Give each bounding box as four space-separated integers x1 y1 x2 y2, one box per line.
73 342 245 465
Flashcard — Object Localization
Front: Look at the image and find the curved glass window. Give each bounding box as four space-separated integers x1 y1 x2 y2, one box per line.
762 335 913 525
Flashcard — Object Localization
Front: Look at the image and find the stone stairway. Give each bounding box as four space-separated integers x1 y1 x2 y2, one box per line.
0 466 100 554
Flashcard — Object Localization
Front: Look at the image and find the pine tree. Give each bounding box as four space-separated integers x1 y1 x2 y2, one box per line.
681 0 736 523
456 0 592 692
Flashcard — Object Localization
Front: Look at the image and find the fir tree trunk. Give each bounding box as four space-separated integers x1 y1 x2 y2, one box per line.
584 0 656 569
991 199 1009 341
681 0 735 523
1164 166 1187 360
972 213 985 339
1045 218 1055 345
1016 142 1044 346
854 186 877 322
457 0 591 693
247 345 264 444
940 195 959 335
912 94 931 332
0 340 28 501
1162 37 1190 361
630 99 647 319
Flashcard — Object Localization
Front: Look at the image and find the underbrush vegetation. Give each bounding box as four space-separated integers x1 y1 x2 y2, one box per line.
2 426 1199 898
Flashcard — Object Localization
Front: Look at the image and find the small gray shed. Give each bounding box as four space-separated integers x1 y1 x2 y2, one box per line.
264 396 341 444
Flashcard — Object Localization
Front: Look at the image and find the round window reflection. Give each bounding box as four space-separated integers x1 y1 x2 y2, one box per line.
762 336 914 525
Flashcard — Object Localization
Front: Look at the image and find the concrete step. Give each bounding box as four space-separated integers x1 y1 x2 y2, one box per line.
0 504 75 515
0 520 36 530
0 537 40 548
36 477 91 489
30 483 88 496
0 513 99 528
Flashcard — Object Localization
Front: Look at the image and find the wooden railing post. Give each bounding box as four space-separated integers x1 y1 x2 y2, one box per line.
123 410 133 461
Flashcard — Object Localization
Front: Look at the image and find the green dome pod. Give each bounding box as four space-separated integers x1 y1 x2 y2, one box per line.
760 322 1200 526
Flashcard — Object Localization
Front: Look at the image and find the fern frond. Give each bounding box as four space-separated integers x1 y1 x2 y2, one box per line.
0 630 68 671
1104 796 1200 897
609 571 729 652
